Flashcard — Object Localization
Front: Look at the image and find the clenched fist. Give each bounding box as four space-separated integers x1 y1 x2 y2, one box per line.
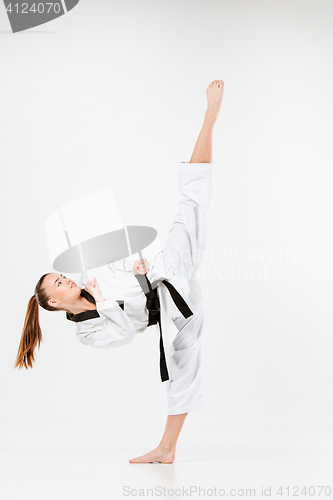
133 258 150 275
85 277 105 302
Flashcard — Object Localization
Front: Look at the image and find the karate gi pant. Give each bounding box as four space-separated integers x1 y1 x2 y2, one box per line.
162 162 213 415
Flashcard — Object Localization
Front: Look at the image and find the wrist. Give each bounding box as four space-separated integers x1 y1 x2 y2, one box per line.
95 296 106 303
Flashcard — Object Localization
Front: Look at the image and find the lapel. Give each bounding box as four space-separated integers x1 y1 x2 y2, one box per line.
66 288 125 323
66 289 100 323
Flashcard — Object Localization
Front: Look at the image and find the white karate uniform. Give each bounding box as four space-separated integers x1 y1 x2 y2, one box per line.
74 162 213 415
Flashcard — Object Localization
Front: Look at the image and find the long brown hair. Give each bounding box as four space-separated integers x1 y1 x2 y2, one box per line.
14 274 61 370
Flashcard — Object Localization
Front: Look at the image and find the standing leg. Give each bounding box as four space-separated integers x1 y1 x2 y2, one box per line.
129 79 224 464
129 414 188 463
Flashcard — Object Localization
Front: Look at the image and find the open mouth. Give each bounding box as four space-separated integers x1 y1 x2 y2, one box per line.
71 282 76 288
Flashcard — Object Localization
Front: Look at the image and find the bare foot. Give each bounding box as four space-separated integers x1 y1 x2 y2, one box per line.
129 446 175 464
206 79 224 123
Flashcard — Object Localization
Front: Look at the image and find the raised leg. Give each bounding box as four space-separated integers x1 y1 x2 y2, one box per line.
129 79 224 464
162 79 224 282
190 79 224 163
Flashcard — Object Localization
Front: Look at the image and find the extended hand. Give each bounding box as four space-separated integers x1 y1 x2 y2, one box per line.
133 258 150 275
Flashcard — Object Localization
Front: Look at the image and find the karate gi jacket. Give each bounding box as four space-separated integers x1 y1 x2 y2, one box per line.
66 160 213 414
70 251 194 361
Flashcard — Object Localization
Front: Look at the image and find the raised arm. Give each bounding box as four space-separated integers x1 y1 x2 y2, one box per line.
76 299 137 349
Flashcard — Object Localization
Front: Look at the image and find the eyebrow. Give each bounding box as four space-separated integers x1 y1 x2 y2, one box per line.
54 274 63 286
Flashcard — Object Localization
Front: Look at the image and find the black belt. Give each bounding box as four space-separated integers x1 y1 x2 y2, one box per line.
134 274 193 382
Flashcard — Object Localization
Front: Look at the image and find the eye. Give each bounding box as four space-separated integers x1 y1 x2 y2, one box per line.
57 274 66 286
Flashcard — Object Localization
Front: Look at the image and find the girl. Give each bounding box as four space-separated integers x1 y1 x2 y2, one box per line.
15 79 224 463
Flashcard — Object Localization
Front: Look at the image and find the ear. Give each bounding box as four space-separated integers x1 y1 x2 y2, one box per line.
48 299 59 307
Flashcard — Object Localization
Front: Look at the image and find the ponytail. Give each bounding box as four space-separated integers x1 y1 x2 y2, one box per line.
14 273 59 370
14 295 43 370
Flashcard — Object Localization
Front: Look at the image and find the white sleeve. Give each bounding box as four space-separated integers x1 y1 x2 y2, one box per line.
112 258 154 274
76 299 137 349
123 258 136 273
112 258 135 273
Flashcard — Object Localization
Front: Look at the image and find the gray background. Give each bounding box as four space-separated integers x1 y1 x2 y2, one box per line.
0 0 333 496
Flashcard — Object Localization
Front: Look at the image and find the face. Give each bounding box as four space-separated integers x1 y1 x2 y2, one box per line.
43 273 80 310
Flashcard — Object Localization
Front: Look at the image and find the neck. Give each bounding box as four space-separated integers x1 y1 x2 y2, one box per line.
67 296 97 316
